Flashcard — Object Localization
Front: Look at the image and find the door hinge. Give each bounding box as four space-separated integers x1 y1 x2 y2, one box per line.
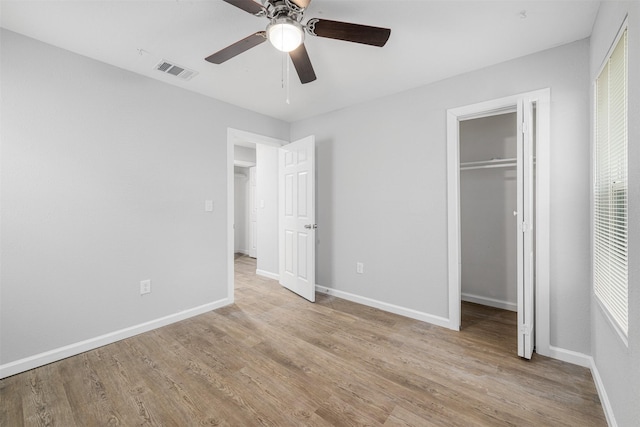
519 221 528 233
520 325 531 336
522 121 528 134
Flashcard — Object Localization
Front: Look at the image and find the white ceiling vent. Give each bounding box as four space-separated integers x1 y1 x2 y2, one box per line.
154 60 198 81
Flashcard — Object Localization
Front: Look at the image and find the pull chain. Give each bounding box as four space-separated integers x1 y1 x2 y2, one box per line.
286 52 291 104
281 50 291 104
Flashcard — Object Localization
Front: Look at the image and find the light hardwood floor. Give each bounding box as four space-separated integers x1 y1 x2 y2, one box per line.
1 255 606 426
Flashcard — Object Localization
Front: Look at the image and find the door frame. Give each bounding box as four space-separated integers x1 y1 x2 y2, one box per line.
445 89 551 358
227 128 287 303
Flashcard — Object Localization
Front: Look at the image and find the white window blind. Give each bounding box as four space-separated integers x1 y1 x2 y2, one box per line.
594 27 628 337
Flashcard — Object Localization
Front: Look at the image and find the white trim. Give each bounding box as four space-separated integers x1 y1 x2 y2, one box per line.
446 89 551 358
316 285 451 329
256 269 279 281
227 129 235 305
546 345 591 368
227 128 288 306
446 109 461 331
228 128 286 148
590 358 618 427
0 299 231 379
461 293 517 312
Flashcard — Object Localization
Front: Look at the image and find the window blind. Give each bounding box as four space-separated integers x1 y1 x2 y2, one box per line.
594 28 628 336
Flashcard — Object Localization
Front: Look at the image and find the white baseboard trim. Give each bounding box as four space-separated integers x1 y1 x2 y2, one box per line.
0 298 231 379
315 285 450 329
256 269 279 281
461 292 517 312
546 345 591 368
234 249 249 255
589 358 617 427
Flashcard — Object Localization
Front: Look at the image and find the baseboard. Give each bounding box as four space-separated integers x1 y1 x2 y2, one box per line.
234 249 249 255
546 345 592 368
256 269 279 281
461 292 517 312
0 298 231 379
315 285 450 329
589 358 617 427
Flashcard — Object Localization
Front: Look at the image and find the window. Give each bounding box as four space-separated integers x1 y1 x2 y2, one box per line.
594 25 628 338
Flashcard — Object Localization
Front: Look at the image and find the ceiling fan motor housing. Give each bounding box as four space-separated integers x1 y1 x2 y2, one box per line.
267 17 305 52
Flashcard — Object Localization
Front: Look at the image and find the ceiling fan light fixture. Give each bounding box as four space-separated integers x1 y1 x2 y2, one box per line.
267 18 304 52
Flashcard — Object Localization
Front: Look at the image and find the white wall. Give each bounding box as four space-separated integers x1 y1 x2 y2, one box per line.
0 30 288 370
460 113 517 310
291 39 591 355
234 166 249 254
255 144 279 277
589 2 640 426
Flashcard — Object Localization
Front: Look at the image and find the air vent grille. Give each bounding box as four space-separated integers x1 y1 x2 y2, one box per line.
155 60 198 81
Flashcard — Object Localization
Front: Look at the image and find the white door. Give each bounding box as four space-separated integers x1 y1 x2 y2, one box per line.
517 99 535 359
278 136 316 302
249 166 257 258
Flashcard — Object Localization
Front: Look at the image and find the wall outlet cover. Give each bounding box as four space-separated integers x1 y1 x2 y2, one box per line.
140 279 151 295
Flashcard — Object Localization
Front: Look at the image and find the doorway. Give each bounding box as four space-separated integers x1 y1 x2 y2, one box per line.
227 129 318 304
446 89 551 359
234 156 255 259
227 129 288 303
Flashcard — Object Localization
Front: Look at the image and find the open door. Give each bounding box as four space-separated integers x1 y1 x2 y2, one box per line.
517 99 535 358
278 136 316 302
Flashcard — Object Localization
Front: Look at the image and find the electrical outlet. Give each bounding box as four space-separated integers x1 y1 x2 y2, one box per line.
140 279 151 295
356 262 364 274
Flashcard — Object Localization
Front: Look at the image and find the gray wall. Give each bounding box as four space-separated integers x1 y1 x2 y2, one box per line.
256 144 279 276
589 2 640 426
291 39 592 354
0 29 288 364
460 113 517 310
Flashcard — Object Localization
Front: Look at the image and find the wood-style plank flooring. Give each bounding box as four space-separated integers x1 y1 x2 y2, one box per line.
1 255 606 426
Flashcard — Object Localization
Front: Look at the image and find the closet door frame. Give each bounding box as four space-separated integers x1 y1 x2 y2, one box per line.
446 89 551 358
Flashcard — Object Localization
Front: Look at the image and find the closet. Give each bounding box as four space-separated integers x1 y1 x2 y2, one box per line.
449 93 543 359
459 112 518 313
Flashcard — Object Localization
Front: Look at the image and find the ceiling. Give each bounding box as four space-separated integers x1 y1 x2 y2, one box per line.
1 0 600 123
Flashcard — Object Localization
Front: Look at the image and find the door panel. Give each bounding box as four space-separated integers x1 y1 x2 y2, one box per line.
279 136 316 302
517 99 535 359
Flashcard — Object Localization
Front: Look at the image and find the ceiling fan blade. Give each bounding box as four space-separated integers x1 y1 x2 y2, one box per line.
289 43 316 84
205 32 267 64
222 0 265 16
307 19 391 47
289 0 312 9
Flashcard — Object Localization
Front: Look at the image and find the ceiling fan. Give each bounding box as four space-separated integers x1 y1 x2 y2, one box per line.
205 0 391 84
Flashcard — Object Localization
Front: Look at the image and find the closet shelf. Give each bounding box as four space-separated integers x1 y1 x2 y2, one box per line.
460 158 516 171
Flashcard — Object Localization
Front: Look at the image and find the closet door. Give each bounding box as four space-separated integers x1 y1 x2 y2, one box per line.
517 99 535 359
